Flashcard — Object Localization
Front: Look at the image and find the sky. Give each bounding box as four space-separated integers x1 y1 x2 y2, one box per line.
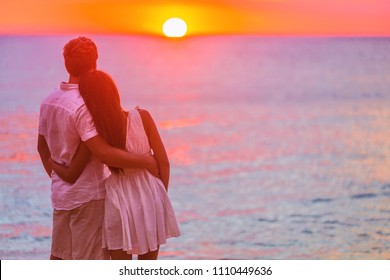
1 0 389 36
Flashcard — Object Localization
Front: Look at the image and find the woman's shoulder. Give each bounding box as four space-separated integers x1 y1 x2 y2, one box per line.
132 107 154 134
134 107 153 121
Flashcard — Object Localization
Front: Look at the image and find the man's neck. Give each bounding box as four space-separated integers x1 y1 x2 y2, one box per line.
68 76 79 84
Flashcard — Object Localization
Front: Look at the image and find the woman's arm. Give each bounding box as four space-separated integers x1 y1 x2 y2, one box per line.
49 141 91 184
139 109 170 191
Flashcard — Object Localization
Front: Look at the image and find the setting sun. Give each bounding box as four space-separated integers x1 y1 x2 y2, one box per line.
162 17 187 38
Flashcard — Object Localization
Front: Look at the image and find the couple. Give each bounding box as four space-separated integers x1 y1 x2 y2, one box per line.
37 36 180 260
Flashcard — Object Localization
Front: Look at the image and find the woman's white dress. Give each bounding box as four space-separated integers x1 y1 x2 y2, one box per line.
102 109 180 255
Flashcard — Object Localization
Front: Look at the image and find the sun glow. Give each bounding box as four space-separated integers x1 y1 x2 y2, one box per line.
162 17 187 38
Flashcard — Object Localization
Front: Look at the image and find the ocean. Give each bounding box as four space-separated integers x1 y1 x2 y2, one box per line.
1 35 390 259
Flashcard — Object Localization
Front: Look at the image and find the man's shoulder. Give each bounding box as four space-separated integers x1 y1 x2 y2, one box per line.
41 87 61 103
40 85 85 113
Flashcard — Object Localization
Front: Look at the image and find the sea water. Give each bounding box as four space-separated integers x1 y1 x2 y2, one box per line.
1 35 390 259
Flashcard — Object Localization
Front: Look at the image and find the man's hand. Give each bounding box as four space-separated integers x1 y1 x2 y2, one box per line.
147 155 160 178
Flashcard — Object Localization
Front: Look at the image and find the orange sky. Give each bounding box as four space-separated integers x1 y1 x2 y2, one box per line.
1 0 389 36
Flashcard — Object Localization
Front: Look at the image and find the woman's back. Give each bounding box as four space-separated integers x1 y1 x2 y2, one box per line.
124 109 151 157
102 108 180 255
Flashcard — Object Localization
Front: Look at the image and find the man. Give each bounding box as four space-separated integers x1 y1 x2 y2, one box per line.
37 36 156 260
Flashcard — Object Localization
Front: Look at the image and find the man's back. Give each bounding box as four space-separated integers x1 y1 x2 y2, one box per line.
39 82 109 210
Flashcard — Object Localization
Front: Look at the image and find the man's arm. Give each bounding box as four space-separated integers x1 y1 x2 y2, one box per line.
37 134 52 177
84 135 158 171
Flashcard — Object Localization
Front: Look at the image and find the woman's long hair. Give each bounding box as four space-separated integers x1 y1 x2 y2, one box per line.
79 70 127 174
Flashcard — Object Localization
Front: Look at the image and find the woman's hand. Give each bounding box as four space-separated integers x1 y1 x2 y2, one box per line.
49 142 91 184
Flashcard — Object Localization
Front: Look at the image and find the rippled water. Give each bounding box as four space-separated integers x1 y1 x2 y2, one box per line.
1 36 390 259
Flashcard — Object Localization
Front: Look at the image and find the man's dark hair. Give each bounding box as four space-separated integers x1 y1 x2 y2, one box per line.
63 36 98 77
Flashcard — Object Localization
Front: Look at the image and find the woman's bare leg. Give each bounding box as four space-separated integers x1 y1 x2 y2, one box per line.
110 250 132 260
138 247 159 260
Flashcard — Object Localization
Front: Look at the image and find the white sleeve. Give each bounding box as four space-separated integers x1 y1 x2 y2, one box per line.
74 104 98 141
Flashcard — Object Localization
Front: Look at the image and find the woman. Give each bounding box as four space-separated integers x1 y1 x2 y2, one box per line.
50 70 180 260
